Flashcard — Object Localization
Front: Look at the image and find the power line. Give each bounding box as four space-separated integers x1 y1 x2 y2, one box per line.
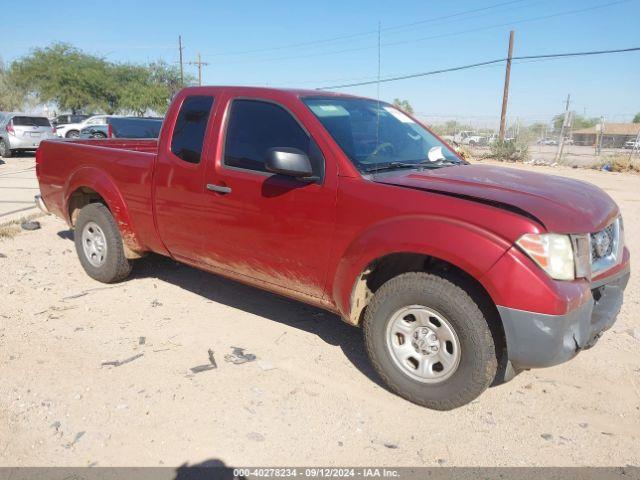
200 0 529 58
317 47 640 89
217 0 631 66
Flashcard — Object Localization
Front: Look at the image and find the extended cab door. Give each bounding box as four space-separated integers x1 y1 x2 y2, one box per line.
153 94 218 262
200 96 338 299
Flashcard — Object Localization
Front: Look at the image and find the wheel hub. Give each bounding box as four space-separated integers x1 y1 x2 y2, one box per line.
385 305 461 383
81 221 108 267
412 327 440 355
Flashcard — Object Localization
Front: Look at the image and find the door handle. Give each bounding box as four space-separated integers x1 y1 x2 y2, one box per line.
206 183 232 194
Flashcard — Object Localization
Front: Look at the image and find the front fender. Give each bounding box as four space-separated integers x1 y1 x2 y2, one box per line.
65 166 143 251
331 214 512 322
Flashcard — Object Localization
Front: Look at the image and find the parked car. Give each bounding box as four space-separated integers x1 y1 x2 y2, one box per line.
35 87 630 410
623 139 639 149
537 138 558 145
79 117 163 139
51 114 92 127
55 115 111 139
0 113 57 158
452 130 487 146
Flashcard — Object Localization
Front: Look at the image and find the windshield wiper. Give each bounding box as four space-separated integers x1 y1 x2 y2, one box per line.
362 162 419 173
416 158 462 168
362 159 462 173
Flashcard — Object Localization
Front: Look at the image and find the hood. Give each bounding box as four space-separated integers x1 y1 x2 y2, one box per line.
374 164 618 233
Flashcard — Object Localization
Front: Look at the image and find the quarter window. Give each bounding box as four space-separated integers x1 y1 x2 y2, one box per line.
224 100 321 175
171 95 214 164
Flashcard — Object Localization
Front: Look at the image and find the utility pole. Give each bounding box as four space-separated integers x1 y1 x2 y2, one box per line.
187 53 210 86
554 94 571 163
498 30 515 142
178 35 184 86
596 116 605 156
628 129 640 161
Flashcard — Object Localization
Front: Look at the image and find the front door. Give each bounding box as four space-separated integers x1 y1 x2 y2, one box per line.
200 98 337 299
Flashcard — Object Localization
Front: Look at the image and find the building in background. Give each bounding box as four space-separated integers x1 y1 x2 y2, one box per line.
572 123 640 147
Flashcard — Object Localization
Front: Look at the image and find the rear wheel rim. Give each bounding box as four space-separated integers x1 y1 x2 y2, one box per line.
385 305 461 383
67 131 79 138
81 221 108 267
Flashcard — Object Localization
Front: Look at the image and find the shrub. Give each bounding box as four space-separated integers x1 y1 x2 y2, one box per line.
485 140 529 162
594 155 640 173
454 145 473 161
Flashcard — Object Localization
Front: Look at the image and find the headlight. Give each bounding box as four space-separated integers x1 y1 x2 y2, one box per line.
516 233 575 280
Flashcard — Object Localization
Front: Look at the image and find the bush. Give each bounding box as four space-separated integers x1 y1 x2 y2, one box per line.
594 155 640 173
485 140 529 162
454 145 473 161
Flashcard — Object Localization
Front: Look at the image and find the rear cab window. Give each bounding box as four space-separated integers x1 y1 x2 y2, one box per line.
171 96 214 164
110 118 163 138
12 116 51 127
223 99 324 179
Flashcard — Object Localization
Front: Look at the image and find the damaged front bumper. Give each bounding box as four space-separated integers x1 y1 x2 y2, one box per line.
497 265 630 370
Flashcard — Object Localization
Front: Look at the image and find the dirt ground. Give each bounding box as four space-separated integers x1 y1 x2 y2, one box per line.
0 159 638 468
0 153 39 219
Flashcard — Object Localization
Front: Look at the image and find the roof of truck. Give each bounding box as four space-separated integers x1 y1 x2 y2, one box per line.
180 85 363 99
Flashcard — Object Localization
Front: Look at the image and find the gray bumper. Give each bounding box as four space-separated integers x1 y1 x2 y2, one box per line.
497 267 630 370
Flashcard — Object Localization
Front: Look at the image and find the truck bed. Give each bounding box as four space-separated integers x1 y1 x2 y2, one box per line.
37 138 159 251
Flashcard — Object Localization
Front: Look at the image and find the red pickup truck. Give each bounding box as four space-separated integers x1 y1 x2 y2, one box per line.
35 86 630 410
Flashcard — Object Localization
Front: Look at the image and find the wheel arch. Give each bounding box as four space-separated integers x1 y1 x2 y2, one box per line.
331 215 512 326
65 167 143 254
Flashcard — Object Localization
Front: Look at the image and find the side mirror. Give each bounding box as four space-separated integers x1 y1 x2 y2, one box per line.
265 147 313 178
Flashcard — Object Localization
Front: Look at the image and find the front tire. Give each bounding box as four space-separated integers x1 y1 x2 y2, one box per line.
363 272 497 410
74 203 132 283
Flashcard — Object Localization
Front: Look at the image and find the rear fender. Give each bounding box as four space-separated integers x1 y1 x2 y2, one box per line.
331 215 511 323
64 166 143 252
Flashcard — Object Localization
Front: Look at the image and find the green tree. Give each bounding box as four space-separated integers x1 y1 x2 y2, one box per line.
0 59 26 111
392 98 414 115
114 61 186 115
11 43 112 113
633 113 640 123
520 122 549 142
10 43 191 116
552 112 598 132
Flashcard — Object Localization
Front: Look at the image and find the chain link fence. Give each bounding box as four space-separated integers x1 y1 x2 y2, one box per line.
417 114 640 171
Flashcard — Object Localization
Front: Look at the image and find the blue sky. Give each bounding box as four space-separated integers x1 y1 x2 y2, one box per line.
2 0 639 125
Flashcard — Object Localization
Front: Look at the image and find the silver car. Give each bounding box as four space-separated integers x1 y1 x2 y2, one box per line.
0 113 57 158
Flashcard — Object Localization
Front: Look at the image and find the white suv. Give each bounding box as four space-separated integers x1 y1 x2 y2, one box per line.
55 115 109 139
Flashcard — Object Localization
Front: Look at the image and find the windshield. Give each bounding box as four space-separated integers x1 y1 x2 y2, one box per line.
303 97 461 173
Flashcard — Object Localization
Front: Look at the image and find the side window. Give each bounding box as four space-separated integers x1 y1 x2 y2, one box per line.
171 95 214 164
224 100 322 176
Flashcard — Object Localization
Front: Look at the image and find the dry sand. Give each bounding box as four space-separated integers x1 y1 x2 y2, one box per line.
0 160 638 467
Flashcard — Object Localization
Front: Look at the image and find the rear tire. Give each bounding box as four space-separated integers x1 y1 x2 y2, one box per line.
363 272 497 410
0 140 12 158
66 130 80 139
74 203 132 283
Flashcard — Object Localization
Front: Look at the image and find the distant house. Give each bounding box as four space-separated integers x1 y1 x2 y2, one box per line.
572 123 640 147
